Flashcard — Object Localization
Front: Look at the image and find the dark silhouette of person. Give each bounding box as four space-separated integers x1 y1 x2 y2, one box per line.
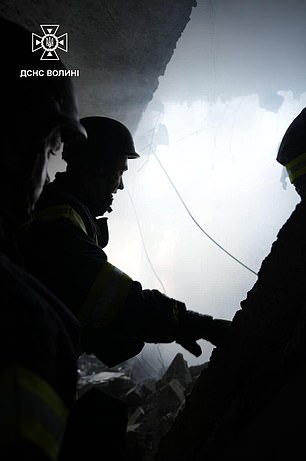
18 115 231 460
21 116 231 372
155 107 306 461
0 16 87 460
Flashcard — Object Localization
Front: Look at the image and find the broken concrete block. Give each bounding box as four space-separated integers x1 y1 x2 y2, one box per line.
122 385 144 407
129 406 145 425
141 378 157 397
189 362 208 380
157 378 186 415
158 353 192 390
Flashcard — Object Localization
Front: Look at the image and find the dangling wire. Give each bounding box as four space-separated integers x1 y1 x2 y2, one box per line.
135 108 258 277
126 188 168 374
126 189 167 293
152 151 258 277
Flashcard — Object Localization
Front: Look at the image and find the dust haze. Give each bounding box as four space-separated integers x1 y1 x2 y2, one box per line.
49 0 306 372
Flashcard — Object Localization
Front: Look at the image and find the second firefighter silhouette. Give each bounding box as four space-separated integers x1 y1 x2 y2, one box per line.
22 116 230 366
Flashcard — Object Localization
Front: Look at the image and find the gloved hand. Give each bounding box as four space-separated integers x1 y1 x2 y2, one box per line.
135 289 231 358
175 309 231 357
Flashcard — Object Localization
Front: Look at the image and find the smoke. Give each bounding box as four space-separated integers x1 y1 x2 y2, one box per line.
106 0 305 370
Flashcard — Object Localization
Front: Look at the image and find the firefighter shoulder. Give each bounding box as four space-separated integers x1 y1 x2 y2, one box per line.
0 16 85 460
0 251 80 461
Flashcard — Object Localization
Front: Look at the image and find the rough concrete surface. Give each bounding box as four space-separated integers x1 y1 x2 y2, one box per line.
0 0 196 132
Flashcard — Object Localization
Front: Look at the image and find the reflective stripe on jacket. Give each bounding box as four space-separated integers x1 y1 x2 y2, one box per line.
78 261 133 327
0 365 68 460
33 204 87 236
32 204 133 328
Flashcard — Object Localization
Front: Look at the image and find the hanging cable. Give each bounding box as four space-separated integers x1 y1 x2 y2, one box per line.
126 188 168 373
126 188 167 293
136 116 258 276
152 151 258 277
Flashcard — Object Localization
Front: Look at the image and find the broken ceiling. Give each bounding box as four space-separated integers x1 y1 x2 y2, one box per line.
0 0 196 132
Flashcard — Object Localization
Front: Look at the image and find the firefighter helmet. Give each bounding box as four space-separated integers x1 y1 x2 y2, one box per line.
277 108 306 185
62 116 139 169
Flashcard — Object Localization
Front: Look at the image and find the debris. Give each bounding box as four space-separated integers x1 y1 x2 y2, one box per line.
77 353 208 461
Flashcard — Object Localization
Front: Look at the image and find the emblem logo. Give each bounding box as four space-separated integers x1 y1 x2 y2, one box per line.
32 25 68 61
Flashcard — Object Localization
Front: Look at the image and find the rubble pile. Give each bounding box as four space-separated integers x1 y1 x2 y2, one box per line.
77 352 207 461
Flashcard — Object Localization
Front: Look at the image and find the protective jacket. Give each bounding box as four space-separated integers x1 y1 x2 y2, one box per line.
0 234 80 460
21 172 228 367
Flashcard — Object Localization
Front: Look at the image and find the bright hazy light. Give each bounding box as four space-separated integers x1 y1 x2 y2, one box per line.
106 0 306 370
106 93 302 368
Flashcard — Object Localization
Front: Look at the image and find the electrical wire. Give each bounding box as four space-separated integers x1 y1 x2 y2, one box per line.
126 188 169 373
152 151 258 277
136 111 258 277
126 188 167 293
